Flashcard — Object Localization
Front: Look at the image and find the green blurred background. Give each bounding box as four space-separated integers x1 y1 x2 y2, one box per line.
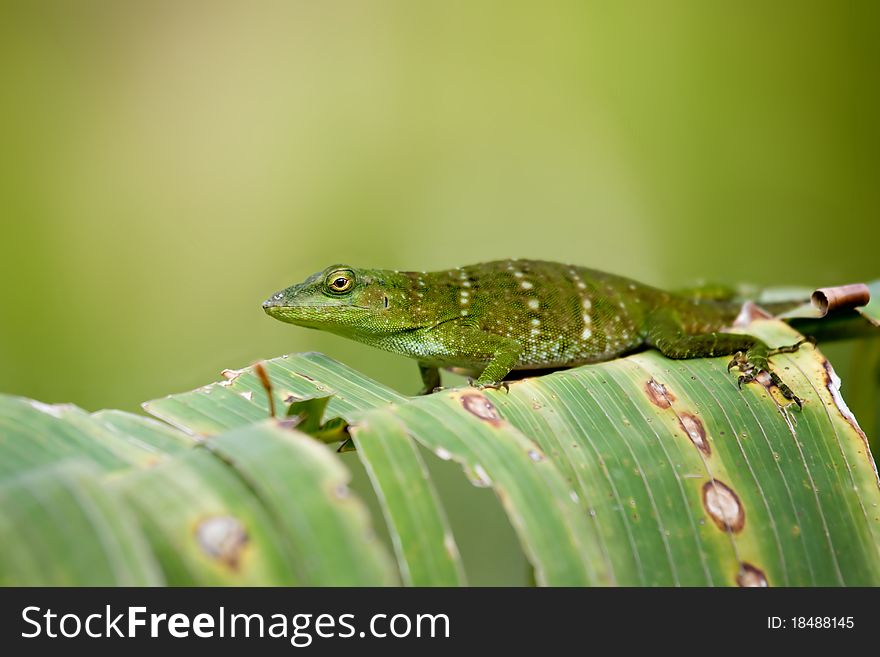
1 1 877 584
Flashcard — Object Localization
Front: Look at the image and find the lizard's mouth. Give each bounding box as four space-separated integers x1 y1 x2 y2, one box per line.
262 301 371 323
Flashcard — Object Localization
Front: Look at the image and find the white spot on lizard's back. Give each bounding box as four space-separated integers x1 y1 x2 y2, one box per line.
520 280 533 290
527 298 540 310
531 318 540 326
581 314 593 340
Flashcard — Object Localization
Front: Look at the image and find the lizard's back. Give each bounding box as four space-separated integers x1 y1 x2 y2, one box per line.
422 259 664 369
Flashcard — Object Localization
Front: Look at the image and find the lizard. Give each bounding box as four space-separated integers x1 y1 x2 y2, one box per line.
262 259 811 406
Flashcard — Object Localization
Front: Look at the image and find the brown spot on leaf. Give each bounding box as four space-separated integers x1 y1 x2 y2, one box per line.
220 367 244 382
645 378 674 408
679 413 710 456
195 515 249 570
702 479 745 533
736 563 768 587
460 393 502 426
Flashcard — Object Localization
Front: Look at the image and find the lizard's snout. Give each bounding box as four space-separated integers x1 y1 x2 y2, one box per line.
262 292 286 312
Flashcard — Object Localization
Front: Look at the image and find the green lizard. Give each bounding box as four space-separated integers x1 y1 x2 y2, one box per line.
262 260 809 406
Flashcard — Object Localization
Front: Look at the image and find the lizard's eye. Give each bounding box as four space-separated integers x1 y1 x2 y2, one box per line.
325 270 354 294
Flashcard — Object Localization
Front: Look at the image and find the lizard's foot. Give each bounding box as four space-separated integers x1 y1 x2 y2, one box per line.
467 377 510 393
727 345 805 409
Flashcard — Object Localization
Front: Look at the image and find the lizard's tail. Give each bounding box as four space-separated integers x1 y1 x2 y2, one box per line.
675 284 807 319
680 282 874 342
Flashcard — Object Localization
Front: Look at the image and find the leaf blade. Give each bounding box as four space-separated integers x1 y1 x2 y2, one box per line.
350 412 466 586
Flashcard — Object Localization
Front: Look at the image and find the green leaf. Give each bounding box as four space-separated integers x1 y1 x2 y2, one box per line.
284 394 350 444
92 409 198 454
0 395 178 479
112 447 303 585
483 321 880 585
205 421 399 586
364 394 611 585
5 317 876 586
286 393 332 427
0 460 163 585
144 320 880 586
350 413 466 586
143 352 406 435
0 393 397 586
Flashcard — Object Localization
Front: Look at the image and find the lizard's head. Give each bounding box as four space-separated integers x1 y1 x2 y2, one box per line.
262 264 387 333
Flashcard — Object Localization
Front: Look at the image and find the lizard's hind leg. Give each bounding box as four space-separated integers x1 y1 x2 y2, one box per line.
418 362 442 395
646 311 808 408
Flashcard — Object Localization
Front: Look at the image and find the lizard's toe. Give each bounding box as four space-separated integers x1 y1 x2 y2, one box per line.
469 378 510 393
730 353 804 411
727 351 749 372
768 371 804 410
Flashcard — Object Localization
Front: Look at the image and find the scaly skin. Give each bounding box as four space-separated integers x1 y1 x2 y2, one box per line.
262 260 807 405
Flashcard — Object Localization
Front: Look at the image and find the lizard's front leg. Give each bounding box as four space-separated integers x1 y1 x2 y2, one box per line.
471 334 523 391
427 322 522 392
646 310 808 408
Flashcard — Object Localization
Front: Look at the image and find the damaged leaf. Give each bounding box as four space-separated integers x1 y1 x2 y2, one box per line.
143 320 880 586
